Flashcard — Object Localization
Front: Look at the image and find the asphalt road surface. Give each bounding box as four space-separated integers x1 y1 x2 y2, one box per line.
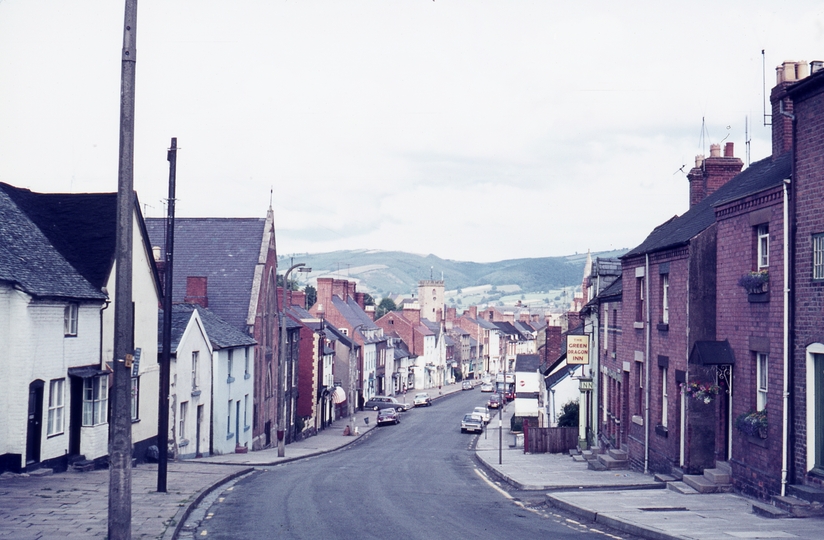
192 390 639 539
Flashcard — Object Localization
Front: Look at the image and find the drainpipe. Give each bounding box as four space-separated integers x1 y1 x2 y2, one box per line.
782 177 791 496
644 254 651 474
99 292 111 364
592 304 600 447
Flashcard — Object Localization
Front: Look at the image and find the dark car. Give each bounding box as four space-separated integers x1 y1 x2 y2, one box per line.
365 396 405 412
487 393 502 409
376 407 400 426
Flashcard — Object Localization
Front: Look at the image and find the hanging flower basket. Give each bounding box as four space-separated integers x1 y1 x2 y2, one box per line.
735 409 768 439
737 270 769 294
681 381 720 404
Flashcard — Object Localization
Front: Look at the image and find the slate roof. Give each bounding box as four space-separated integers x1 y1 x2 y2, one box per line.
146 218 266 332
158 305 199 354
515 354 540 372
331 295 378 331
624 153 792 258
192 304 256 349
0 184 110 301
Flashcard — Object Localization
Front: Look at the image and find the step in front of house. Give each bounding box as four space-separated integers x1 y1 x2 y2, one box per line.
750 500 790 519
787 484 824 504
682 474 720 494
72 459 95 472
773 495 824 517
667 481 699 495
587 460 608 472
597 454 629 470
607 448 628 461
654 473 676 484
572 454 587 463
703 467 730 485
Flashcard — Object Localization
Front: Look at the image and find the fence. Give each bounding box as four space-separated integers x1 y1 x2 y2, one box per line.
523 422 578 454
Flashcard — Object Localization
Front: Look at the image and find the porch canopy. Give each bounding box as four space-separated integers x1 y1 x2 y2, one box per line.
689 340 735 365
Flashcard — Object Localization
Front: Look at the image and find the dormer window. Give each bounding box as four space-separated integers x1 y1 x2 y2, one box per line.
64 303 78 336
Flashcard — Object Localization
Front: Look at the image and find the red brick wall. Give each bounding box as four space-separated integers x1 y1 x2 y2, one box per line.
790 77 824 489
715 186 785 498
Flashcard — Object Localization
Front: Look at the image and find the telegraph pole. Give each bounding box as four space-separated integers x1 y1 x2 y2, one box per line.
157 138 177 493
109 1 138 539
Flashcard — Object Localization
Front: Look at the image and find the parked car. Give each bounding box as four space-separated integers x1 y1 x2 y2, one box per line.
461 381 473 391
413 392 432 407
472 406 490 424
487 393 502 409
365 396 405 412
376 408 400 426
504 389 516 402
480 383 494 392
461 414 483 433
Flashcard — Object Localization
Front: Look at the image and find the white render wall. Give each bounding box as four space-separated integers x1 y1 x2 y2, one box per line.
169 312 212 460
102 211 160 451
211 346 254 455
0 283 108 470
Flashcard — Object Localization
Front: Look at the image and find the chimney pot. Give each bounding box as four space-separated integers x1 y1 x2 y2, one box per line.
724 142 734 157
783 61 797 82
695 154 705 168
710 143 721 158
797 60 810 79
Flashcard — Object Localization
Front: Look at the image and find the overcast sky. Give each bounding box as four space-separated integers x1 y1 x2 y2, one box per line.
1 1 823 262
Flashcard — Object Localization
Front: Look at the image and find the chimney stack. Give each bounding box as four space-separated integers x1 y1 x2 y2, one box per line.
687 143 743 207
184 276 208 308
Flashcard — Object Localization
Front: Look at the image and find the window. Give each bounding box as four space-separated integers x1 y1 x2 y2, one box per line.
192 351 199 390
83 376 108 426
661 368 668 428
131 376 139 421
180 401 188 440
636 277 645 322
603 306 609 351
47 379 65 436
637 362 644 416
227 349 234 378
227 400 233 437
814 234 824 280
661 274 669 324
244 347 250 378
757 224 769 270
757 353 768 411
64 303 78 336
244 394 249 429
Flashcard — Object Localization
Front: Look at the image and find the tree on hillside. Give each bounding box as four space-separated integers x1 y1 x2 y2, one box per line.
376 298 398 318
276 274 299 291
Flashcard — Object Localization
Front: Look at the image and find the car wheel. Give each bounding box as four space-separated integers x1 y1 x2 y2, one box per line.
461 428 466 433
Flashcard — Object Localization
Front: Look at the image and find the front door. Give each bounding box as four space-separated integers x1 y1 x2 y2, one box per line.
69 376 82 456
195 405 203 458
26 381 44 466
235 401 241 446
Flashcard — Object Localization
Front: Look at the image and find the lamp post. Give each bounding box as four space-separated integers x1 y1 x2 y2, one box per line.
277 263 311 458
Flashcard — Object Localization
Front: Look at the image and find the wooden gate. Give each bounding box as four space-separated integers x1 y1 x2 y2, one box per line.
524 423 578 454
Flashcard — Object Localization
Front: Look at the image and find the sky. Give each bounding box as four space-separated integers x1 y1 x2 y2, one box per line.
2 1 823 263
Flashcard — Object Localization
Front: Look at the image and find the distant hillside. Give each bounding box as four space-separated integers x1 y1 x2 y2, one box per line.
278 249 627 307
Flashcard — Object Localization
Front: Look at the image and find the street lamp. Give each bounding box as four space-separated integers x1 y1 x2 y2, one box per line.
277 262 311 458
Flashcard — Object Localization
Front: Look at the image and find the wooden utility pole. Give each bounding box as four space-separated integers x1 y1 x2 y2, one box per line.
109 1 138 539
157 137 177 492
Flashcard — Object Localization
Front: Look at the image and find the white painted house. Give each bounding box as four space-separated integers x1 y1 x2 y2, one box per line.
0 183 161 473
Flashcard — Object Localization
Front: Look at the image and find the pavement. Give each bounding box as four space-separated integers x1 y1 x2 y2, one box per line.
3 381 824 539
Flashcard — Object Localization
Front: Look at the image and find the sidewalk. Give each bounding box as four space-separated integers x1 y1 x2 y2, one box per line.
474 406 824 540
0 406 383 539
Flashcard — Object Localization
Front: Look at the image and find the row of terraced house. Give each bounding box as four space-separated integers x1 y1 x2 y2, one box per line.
570 60 824 503
2 183 549 472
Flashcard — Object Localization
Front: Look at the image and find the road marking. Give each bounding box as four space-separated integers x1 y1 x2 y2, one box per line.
473 468 512 499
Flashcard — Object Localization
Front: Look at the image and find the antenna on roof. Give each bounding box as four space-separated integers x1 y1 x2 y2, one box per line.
762 50 772 126
269 186 273 209
745 116 751 166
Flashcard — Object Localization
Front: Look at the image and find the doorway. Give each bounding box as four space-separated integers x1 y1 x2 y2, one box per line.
196 405 204 458
69 376 82 456
26 380 44 466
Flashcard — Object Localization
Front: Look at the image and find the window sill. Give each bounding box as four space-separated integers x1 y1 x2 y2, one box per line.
633 322 644 329
227 376 235 384
178 439 189 448
244 373 251 380
748 292 770 303
47 432 64 439
191 390 202 397
64 334 77 338
226 432 235 440
632 415 644 426
244 425 251 432
657 323 669 332
655 424 668 438
131 418 141 424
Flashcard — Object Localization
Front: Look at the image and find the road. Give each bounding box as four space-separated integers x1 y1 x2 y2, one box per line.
190 390 639 539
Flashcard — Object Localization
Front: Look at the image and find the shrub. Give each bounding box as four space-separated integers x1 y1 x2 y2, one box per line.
558 401 579 427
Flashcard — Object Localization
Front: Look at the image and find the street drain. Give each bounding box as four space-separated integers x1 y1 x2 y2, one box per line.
639 507 689 512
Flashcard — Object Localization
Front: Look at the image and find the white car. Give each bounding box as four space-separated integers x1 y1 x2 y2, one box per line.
472 406 490 424
413 393 432 407
480 383 494 392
